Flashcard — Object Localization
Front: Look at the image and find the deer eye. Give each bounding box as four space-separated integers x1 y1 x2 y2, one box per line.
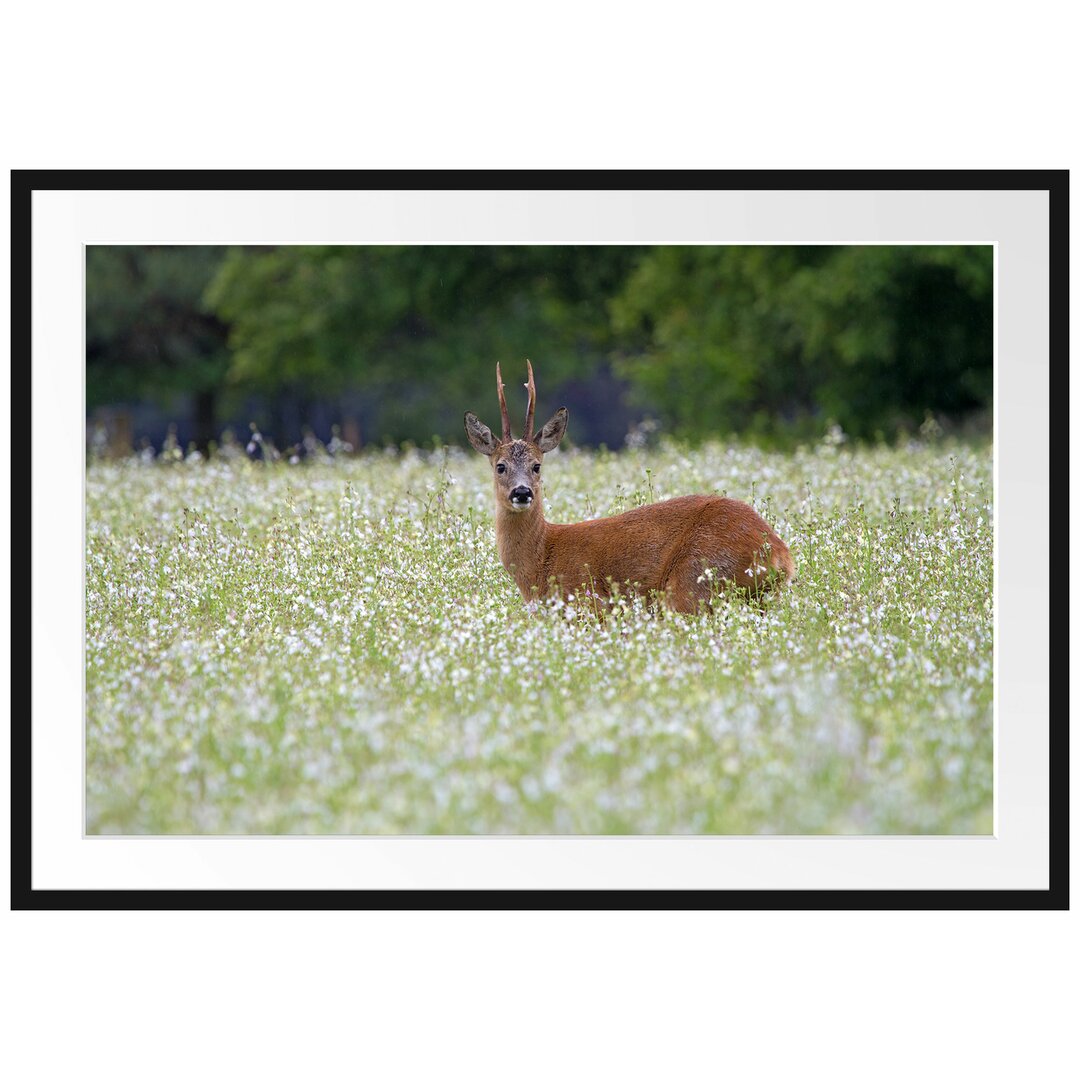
532 463 541 474
496 463 506 474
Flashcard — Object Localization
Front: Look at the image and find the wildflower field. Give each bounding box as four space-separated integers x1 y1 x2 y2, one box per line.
85 437 994 834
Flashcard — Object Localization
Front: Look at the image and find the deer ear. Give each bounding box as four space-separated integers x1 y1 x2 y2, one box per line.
464 412 498 456
535 407 568 453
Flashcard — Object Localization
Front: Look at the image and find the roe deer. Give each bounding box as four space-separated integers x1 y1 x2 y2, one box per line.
464 362 795 613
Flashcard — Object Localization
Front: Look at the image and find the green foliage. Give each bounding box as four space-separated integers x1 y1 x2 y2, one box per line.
611 245 992 440
86 246 229 411
85 244 993 446
205 245 644 442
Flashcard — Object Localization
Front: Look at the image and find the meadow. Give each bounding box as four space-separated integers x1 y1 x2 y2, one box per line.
85 435 994 834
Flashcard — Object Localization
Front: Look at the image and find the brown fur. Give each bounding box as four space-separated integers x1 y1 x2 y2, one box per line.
466 363 795 614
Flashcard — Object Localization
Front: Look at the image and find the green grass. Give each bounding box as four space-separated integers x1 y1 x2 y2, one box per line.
85 436 993 834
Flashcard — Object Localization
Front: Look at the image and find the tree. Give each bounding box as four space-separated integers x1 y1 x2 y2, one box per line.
205 245 646 444
86 246 230 446
610 245 993 440
87 244 993 450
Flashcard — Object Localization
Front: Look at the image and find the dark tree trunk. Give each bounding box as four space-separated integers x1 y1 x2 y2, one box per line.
194 389 217 450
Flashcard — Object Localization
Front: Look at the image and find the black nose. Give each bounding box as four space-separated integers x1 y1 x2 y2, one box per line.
510 486 533 504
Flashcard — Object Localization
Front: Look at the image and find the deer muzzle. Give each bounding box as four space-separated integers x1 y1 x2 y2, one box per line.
509 485 533 509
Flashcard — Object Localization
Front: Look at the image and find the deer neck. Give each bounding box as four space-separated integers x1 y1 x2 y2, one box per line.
495 497 548 595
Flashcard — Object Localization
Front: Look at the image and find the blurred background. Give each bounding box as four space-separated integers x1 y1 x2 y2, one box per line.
85 244 993 456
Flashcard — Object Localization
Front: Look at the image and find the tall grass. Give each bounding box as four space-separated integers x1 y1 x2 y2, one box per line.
85 436 993 833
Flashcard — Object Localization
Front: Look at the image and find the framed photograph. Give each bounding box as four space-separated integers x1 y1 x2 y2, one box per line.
11 169 1068 908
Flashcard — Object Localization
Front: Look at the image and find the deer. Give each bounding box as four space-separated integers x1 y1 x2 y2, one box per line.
464 361 795 614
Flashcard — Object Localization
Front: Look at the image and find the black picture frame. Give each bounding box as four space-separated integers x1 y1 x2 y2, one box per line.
10 168 1069 911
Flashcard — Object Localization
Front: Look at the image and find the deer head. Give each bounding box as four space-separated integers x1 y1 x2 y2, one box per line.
464 361 569 514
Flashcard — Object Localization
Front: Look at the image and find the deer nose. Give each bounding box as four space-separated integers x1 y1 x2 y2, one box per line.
510 486 533 504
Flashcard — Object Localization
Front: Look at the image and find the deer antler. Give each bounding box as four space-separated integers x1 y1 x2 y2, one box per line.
524 359 536 441
496 362 512 442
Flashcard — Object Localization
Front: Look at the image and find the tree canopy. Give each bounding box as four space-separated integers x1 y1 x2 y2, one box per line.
86 246 230 444
85 243 993 448
612 245 992 439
